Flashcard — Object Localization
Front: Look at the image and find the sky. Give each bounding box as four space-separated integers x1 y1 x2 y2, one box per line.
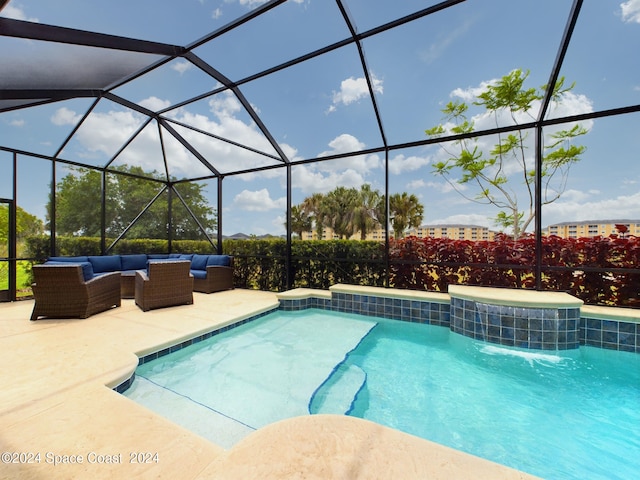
1 0 639 237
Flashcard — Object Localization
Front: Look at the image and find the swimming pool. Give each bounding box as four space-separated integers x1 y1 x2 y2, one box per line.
124 308 640 480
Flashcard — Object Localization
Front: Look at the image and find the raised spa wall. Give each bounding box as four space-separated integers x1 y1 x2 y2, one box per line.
276 284 640 353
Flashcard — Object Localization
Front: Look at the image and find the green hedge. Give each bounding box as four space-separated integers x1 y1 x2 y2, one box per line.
24 236 220 260
23 234 640 306
226 239 386 291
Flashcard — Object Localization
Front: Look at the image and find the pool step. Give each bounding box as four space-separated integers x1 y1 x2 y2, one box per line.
309 364 366 415
123 376 255 449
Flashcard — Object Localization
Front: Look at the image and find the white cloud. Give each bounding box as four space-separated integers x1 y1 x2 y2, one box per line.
139 96 172 112
388 153 430 175
621 0 640 23
558 189 592 203
543 191 640 225
318 133 365 156
171 60 192 75
282 133 385 194
407 179 427 189
51 107 145 161
1 4 39 21
316 134 381 173
212 8 223 20
9 119 25 127
292 165 365 194
51 108 81 126
233 188 286 211
328 75 383 113
237 0 270 7
232 0 304 9
545 91 594 129
451 79 496 102
81 111 145 156
209 91 243 118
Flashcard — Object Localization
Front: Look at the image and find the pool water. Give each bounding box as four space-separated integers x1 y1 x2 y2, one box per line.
124 308 640 480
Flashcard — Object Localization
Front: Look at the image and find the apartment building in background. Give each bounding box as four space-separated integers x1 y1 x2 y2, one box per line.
299 224 496 241
407 224 497 241
544 220 640 238
299 220 640 241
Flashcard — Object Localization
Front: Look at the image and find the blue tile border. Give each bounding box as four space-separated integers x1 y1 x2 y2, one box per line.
580 315 639 352
449 297 582 350
280 290 639 353
279 293 451 326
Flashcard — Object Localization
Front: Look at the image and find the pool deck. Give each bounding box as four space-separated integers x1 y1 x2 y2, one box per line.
0 290 538 479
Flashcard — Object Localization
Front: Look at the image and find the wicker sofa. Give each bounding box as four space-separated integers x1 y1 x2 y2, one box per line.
43 253 234 297
30 264 121 321
188 254 235 294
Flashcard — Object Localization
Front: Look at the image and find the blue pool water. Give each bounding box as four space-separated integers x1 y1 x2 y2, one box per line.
124 308 640 480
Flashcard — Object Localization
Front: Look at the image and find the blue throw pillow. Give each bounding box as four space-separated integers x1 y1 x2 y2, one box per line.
207 255 230 267
179 254 194 261
88 255 122 273
147 254 170 259
77 262 95 281
191 254 209 271
121 254 148 271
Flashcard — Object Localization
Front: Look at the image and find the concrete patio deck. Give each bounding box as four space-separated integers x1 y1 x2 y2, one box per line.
0 290 538 479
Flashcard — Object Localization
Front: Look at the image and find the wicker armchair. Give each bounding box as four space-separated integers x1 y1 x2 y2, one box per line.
135 260 194 311
30 265 121 321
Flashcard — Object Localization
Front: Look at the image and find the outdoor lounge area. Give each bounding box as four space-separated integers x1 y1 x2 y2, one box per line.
30 254 234 319
29 254 233 319
0 290 539 479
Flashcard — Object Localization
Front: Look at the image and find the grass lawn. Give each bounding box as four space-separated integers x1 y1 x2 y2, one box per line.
1 261 33 298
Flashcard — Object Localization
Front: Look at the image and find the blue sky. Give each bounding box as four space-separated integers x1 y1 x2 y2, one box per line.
1 0 639 237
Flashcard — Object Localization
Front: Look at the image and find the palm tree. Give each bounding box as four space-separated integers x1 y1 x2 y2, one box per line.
301 192 326 240
352 184 383 240
389 192 424 238
289 205 312 238
322 187 359 239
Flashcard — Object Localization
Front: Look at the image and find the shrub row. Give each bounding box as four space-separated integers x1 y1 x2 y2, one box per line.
227 239 387 291
389 234 640 307
24 234 639 307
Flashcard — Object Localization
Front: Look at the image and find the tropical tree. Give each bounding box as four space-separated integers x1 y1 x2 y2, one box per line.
289 205 312 238
47 165 216 240
322 187 359 239
301 192 327 239
389 192 424 238
352 184 384 240
426 68 588 238
295 185 424 240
